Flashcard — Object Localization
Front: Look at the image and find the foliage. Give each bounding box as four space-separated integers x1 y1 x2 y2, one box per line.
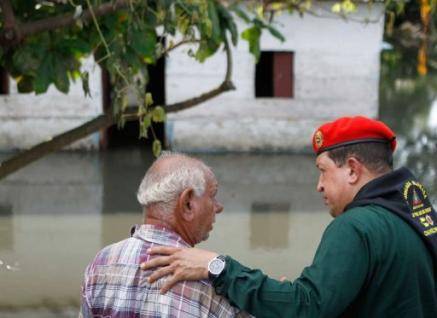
384 0 437 74
377 0 437 189
380 48 437 131
379 47 437 190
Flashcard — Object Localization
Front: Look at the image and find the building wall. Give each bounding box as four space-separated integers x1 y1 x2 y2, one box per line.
0 58 102 151
166 2 385 152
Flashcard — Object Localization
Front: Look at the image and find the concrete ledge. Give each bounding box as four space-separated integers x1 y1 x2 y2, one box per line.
167 118 323 153
0 118 100 150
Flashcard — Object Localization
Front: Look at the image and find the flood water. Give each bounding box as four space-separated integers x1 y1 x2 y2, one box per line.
0 150 334 317
1 54 437 317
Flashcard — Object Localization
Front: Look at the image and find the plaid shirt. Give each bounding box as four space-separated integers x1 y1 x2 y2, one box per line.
80 224 250 318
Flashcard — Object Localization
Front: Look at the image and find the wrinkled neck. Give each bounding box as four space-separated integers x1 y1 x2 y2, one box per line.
172 219 197 247
144 216 173 230
144 209 197 247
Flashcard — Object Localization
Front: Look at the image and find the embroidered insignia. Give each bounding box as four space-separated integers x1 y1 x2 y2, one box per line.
314 130 323 149
403 180 428 211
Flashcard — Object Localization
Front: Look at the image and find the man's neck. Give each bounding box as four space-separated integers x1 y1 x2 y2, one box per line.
144 212 197 247
353 169 390 200
144 217 174 231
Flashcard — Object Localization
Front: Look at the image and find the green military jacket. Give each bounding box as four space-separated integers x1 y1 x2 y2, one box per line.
213 205 437 317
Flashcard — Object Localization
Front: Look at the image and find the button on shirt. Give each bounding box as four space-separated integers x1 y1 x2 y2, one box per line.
80 224 249 318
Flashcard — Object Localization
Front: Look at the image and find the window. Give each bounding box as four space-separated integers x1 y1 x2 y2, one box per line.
255 51 294 98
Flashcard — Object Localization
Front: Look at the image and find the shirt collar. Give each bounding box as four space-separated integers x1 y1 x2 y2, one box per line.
130 224 191 248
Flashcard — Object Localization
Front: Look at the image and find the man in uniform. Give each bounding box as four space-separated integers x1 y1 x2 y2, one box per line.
141 116 437 317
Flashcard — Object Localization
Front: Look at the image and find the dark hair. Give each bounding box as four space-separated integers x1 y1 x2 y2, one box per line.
327 142 393 174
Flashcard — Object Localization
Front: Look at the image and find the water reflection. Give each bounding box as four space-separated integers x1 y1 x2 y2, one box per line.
250 203 291 249
0 150 332 317
0 205 13 252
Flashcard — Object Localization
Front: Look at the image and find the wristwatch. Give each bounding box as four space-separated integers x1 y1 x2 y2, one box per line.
207 255 226 280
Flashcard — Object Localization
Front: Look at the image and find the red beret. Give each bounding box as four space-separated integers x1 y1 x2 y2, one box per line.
312 116 396 155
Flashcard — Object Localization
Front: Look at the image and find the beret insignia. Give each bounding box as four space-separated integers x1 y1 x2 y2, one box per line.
314 130 324 150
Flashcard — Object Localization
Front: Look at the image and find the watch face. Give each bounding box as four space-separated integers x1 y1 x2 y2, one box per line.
209 258 225 275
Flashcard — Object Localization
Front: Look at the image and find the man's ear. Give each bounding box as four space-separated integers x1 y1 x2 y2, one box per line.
346 157 362 185
178 188 195 222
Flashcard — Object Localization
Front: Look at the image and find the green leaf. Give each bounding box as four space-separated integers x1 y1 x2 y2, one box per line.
177 15 191 35
58 37 91 56
12 46 43 75
130 27 157 62
241 26 261 61
100 14 119 39
195 40 219 62
265 24 285 42
53 57 70 93
152 106 166 122
207 0 222 43
139 114 151 138
228 20 239 46
216 3 238 45
145 92 154 107
34 55 53 94
164 13 177 35
232 6 251 23
124 46 143 71
139 124 148 138
153 139 162 157
143 114 152 129
395 1 405 15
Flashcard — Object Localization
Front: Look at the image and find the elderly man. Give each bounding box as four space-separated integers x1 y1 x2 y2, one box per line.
142 116 437 317
80 152 250 317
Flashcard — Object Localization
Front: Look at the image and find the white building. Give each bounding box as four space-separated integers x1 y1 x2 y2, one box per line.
166 1 385 152
0 1 385 152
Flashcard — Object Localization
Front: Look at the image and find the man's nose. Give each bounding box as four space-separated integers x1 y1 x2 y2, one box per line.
316 178 324 193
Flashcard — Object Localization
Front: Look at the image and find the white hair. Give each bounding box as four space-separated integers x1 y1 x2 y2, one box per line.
137 152 211 212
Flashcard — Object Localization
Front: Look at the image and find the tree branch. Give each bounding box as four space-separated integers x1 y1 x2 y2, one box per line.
165 81 235 113
0 0 130 47
0 0 15 28
166 38 234 113
0 38 235 181
162 39 201 55
0 114 113 180
0 0 20 45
